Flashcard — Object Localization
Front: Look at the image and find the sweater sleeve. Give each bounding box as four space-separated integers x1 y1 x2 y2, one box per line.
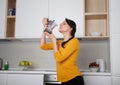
54 39 80 62
40 40 62 50
40 42 53 50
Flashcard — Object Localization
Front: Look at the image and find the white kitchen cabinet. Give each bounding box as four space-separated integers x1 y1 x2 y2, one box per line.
110 35 120 76
0 0 7 39
110 0 120 76
109 0 120 85
112 77 120 85
0 74 7 85
15 0 48 38
49 0 84 38
84 75 111 85
109 0 120 34
7 74 44 85
15 0 84 38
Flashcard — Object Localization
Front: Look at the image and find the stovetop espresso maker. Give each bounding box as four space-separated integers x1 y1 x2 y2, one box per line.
44 20 57 34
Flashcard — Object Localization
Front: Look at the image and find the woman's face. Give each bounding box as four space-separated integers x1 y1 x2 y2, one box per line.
59 21 72 34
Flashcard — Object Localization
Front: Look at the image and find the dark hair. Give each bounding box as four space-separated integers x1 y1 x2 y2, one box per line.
65 18 76 37
61 36 74 48
61 18 76 48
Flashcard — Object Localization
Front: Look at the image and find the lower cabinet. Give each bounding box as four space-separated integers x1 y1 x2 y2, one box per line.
84 75 111 85
7 74 44 85
0 73 112 85
0 74 7 85
112 77 120 85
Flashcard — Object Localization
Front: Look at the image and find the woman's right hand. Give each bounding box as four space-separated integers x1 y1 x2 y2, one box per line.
42 17 49 29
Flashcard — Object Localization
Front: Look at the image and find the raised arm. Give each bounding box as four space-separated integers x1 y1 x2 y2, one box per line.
40 17 48 47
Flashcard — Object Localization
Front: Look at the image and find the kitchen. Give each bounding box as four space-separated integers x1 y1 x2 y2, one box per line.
0 0 120 85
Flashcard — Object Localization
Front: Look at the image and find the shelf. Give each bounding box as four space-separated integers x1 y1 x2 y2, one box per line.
6 0 16 38
85 12 108 16
84 36 109 39
84 0 109 38
85 0 108 13
7 0 16 16
7 16 16 18
85 15 108 36
79 36 109 40
6 18 15 37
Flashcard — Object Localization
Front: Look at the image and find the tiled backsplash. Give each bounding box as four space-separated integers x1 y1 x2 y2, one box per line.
77 40 110 71
0 39 110 71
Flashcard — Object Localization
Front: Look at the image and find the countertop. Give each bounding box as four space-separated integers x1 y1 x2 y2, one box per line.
0 68 111 76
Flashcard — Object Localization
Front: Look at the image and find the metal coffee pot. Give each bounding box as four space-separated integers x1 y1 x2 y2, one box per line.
44 20 57 34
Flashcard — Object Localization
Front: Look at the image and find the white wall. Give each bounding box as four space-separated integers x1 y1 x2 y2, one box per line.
0 39 110 71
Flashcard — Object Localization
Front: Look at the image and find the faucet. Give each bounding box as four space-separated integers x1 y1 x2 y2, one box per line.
0 58 3 70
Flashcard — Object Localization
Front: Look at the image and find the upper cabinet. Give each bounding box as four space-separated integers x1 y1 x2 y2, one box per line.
15 0 48 38
1 0 109 39
49 0 84 38
16 0 84 38
84 0 109 39
109 0 120 35
6 0 16 38
109 1 120 85
109 0 120 76
0 0 7 39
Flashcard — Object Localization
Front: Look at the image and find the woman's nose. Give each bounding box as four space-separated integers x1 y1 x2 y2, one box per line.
60 23 62 27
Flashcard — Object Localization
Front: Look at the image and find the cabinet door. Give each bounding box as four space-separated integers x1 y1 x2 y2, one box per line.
15 0 48 38
112 77 120 85
110 35 120 75
49 0 84 38
84 76 111 85
7 74 44 85
0 74 7 85
0 0 6 39
109 0 120 34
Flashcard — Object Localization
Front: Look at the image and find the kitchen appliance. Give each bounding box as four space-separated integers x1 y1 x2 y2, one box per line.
96 59 105 72
44 74 61 85
44 20 57 34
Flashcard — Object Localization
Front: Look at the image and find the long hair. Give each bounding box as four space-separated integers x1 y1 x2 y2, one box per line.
61 36 74 48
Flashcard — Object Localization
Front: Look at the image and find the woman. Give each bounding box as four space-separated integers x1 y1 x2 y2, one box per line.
40 17 84 85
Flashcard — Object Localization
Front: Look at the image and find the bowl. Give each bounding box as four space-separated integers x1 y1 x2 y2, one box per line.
19 66 29 71
90 32 102 36
89 67 99 72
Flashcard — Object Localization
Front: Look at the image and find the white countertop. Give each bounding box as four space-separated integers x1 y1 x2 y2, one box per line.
0 69 111 76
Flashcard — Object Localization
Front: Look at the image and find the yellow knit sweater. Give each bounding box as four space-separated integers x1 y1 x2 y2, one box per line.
40 38 82 82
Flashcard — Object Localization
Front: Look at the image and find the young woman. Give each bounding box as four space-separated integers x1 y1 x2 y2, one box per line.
40 17 84 85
